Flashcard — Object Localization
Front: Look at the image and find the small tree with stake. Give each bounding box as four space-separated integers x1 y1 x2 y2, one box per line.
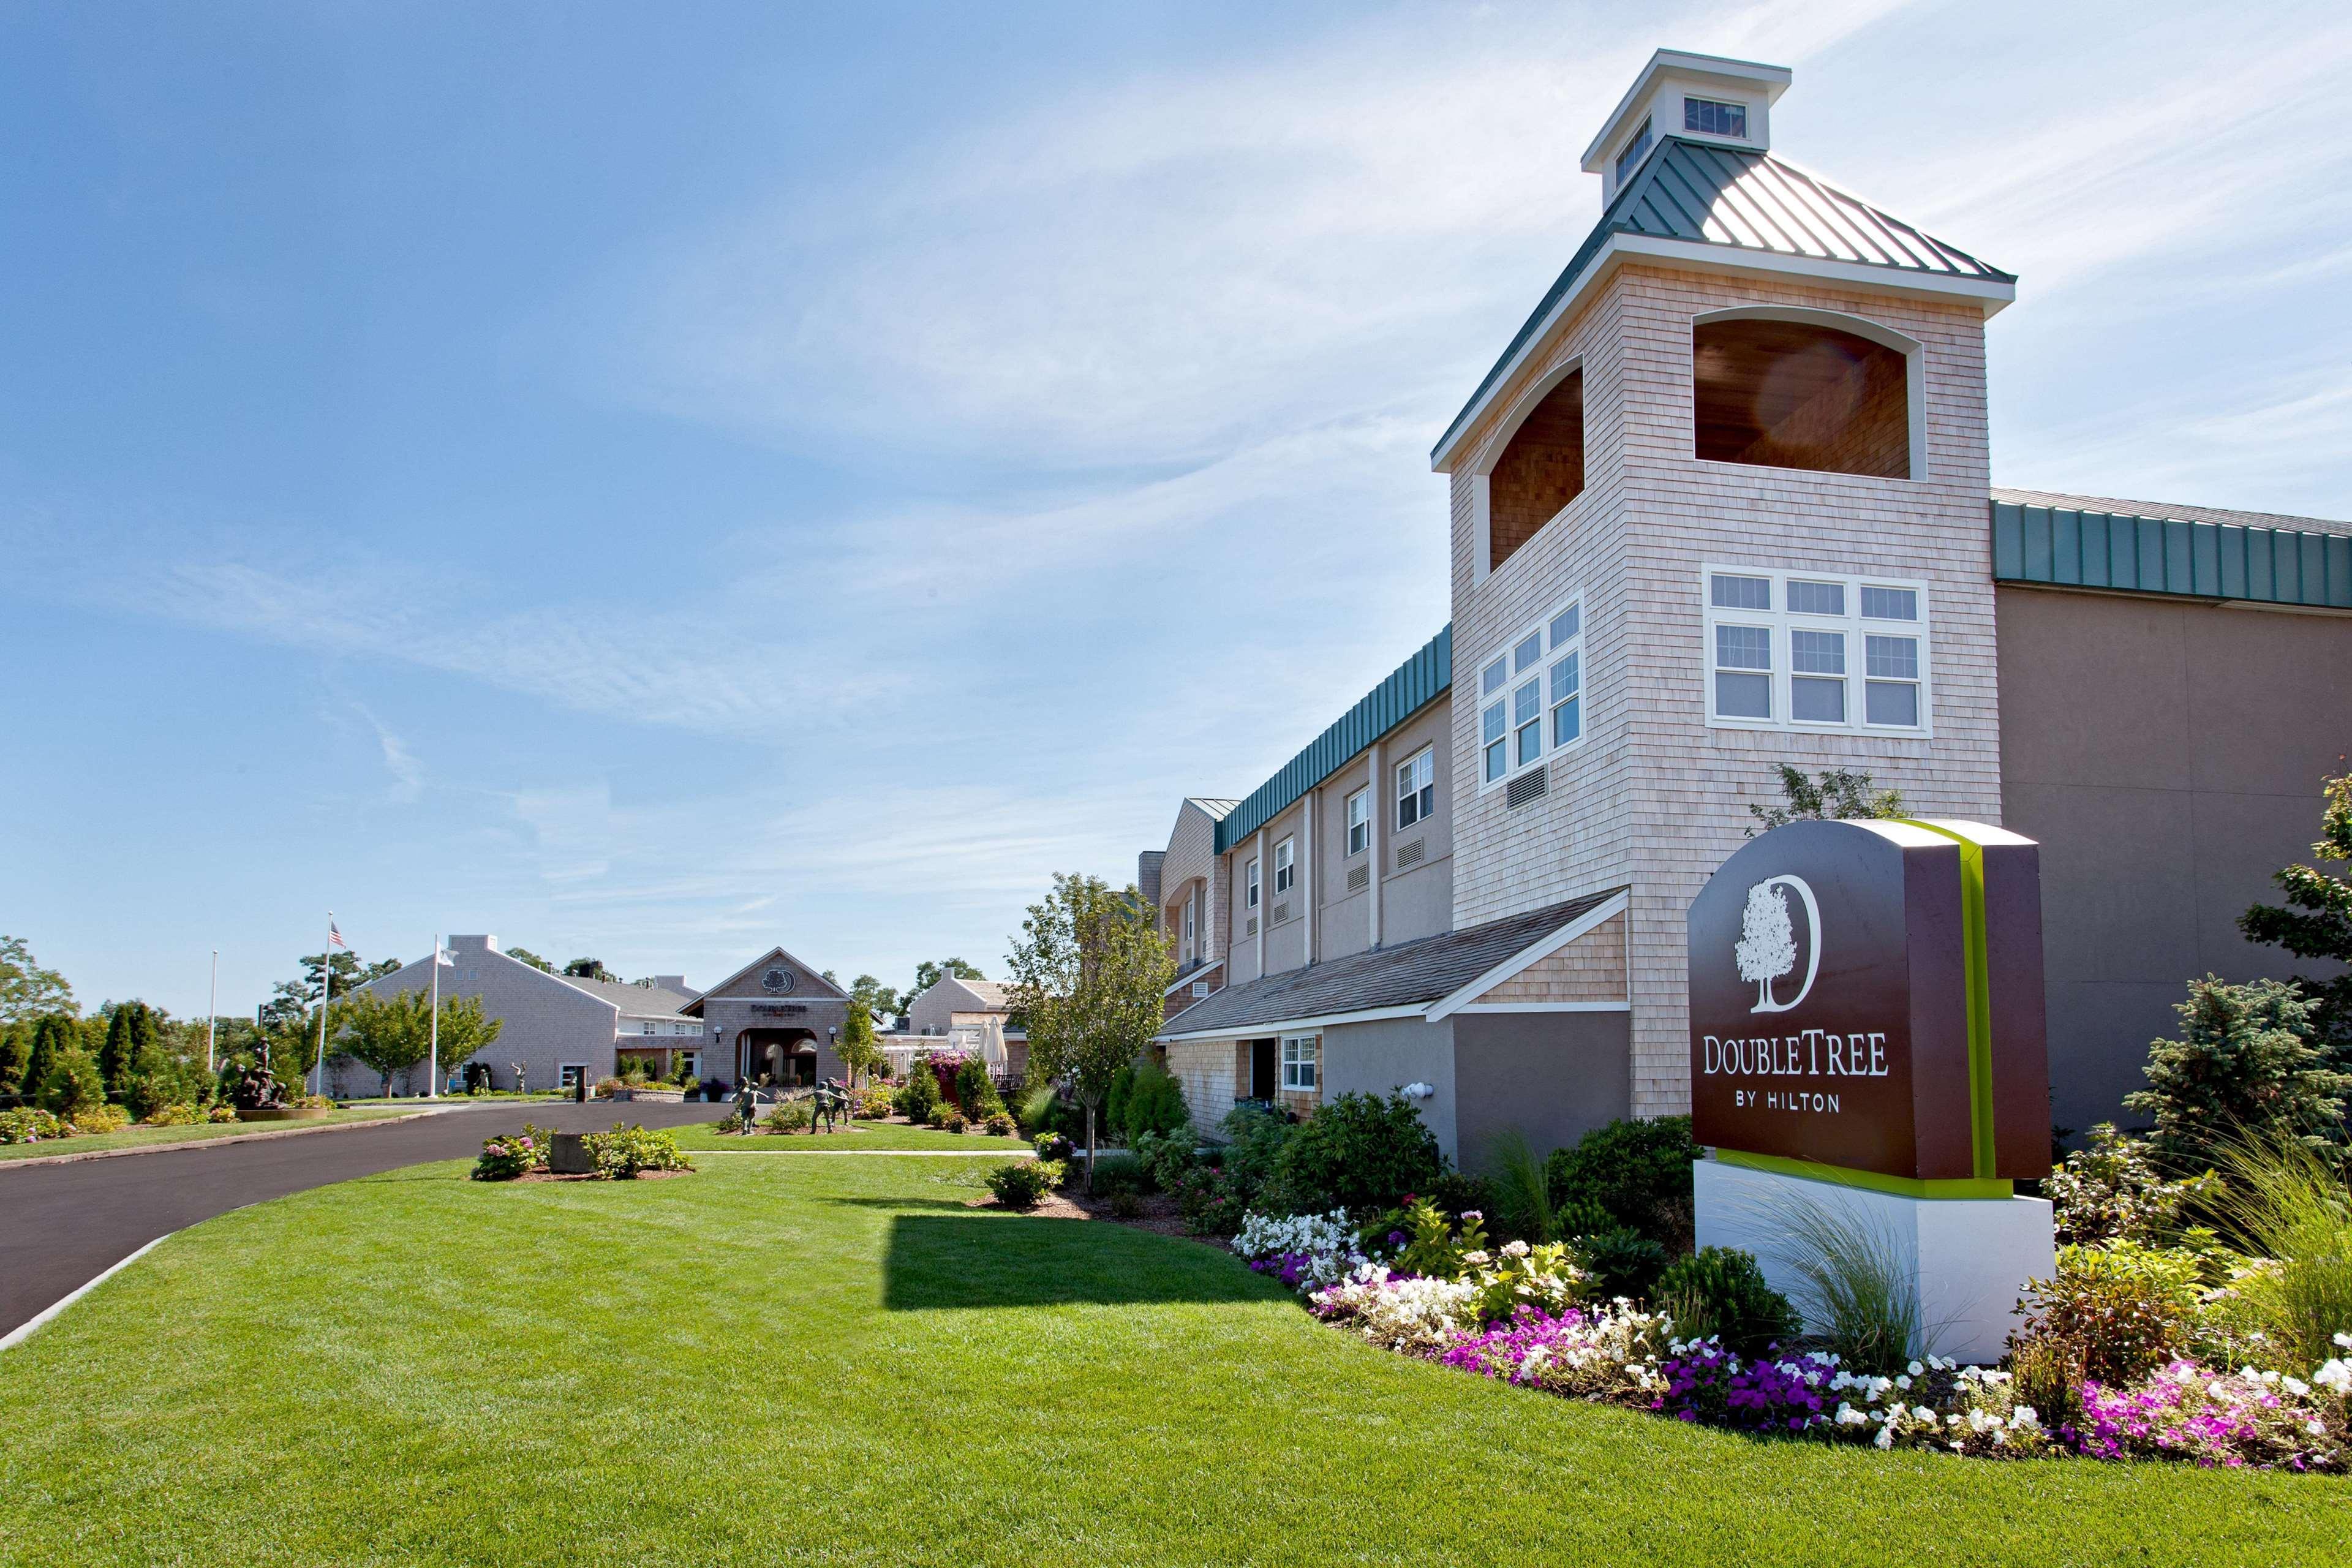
1007 873 1174 1189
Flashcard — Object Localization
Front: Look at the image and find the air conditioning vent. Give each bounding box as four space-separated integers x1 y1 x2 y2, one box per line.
1190 981 1211 998
1506 769 1550 810
1272 901 1291 924
1246 918 1259 937
1395 838 1426 869
1346 864 1370 893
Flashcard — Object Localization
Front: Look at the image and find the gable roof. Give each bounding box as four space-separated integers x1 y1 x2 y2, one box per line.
1158 889 1624 1040
1433 137 2014 470
1185 797 1240 820
680 947 851 1016
942 977 1013 1011
554 973 698 1017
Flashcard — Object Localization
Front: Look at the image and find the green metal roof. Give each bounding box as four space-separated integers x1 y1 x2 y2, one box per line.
1992 498 2352 609
1433 137 2013 467
1216 626 1452 856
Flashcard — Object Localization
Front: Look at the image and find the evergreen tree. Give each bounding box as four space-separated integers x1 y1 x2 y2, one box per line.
39 1044 106 1120
2240 771 2352 1071
20 1015 74 1109
0 1020 28 1098
99 1005 135 1096
2124 976 2351 1170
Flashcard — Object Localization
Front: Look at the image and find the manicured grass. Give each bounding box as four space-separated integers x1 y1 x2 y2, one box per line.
1 1158 2342 1566
0 1106 421 1162
667 1117 1034 1153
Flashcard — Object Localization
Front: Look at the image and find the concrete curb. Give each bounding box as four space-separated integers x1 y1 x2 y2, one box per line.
0 1107 471 1172
0 1235 168 1352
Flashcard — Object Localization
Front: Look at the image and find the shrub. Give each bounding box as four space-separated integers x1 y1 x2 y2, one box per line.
954 1057 1003 1118
854 1085 895 1119
1273 1093 1444 1215
1089 1153 1148 1197
586 1121 693 1179
38 1046 106 1120
1218 1104 1295 1207
1131 1128 1196 1190
207 1105 238 1123
1032 1131 1075 1164
1174 1164 1246 1235
2005 1333 2086 1437
0 1107 64 1144
2046 1122 2217 1246
897 1063 941 1123
2014 1241 2202 1387
1017 1085 1058 1137
67 1104 129 1136
763 1102 813 1134
594 1076 626 1098
1545 1116 1696 1248
982 1111 1016 1137
1572 1225 1668 1302
1653 1247 1799 1359
926 1103 954 1129
712 1112 748 1136
472 1132 540 1180
987 1160 1057 1208
2125 977 2349 1172
1483 1128 1557 1243
942 1110 970 1134
1117 1059 1189 1145
1107 1190 1144 1219
141 1102 205 1128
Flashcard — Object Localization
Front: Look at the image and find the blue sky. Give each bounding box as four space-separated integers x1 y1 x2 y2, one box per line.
4 0 2347 1017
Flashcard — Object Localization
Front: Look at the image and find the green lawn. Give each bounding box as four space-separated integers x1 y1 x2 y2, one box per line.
666 1118 1034 1153
1 1158 2342 1566
0 1105 422 1162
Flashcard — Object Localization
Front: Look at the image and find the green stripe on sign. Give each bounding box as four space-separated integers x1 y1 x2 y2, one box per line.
1898 820 1997 1180
1716 1148 2011 1201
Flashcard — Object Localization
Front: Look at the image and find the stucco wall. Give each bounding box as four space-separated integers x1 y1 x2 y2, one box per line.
1324 1016 1458 1163
1450 1010 1632 1171
1997 585 2352 1134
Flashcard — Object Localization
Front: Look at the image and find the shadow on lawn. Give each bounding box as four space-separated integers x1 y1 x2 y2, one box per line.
883 1212 1272 1310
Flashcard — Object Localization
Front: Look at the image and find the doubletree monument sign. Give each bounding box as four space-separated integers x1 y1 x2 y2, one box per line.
1686 818 2056 1362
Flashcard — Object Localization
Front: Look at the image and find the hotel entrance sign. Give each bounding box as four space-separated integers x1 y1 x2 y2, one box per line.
1687 818 2051 1186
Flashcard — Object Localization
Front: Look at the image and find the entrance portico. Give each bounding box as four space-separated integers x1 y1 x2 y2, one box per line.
683 945 855 1091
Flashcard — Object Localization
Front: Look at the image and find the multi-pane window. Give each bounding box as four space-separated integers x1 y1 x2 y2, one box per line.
1614 115 1653 184
1280 1034 1319 1091
1396 748 1434 829
1480 595 1586 791
1684 96 1747 138
1273 837 1294 895
1182 893 1196 959
1245 858 1260 909
1703 566 1930 734
1346 788 1370 856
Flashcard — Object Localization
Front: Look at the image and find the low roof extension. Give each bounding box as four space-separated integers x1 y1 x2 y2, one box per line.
1992 490 2352 610
1158 889 1625 1042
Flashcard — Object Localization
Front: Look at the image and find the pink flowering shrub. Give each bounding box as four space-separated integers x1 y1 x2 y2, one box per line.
472 1132 539 1181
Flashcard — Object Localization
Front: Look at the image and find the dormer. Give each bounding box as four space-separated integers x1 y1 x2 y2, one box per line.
1581 50 1789 203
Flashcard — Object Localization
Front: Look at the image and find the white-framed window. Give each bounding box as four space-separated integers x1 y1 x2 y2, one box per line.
1395 747 1434 829
1345 788 1370 856
1182 892 1196 959
678 1051 699 1080
1273 837 1294 895
1614 115 1653 184
558 1063 588 1090
1702 565 1931 736
1480 595 1586 791
1245 857 1260 910
1280 1033 1319 1091
1684 96 1746 138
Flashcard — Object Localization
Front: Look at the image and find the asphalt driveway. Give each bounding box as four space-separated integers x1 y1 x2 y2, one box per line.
0 1099 717 1340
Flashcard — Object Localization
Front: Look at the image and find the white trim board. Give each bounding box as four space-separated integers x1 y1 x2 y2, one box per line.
1450 1001 1632 1014
1426 891 1631 1021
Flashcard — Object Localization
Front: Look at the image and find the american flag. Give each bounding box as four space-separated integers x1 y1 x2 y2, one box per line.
328 919 348 951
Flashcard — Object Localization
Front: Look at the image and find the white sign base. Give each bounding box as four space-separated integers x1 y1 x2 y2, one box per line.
1693 1157 2056 1366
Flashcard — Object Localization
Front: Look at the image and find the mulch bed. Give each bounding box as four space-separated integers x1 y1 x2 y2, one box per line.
511 1168 695 1183
967 1187 1229 1249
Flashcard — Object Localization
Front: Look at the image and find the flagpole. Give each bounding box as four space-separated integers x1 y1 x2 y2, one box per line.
206 950 219 1075
314 911 333 1099
428 933 440 1100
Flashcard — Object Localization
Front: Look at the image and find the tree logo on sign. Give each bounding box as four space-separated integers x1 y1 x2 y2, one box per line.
1736 874 1821 1014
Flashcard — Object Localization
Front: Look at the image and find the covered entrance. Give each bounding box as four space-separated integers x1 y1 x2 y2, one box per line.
738 1028 818 1088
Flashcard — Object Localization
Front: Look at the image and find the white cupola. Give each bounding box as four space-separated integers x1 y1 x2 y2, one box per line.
1580 49 1792 203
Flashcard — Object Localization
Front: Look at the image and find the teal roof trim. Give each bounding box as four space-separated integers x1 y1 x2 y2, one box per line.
1433 138 2013 466
1992 500 2352 610
1216 626 1452 856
